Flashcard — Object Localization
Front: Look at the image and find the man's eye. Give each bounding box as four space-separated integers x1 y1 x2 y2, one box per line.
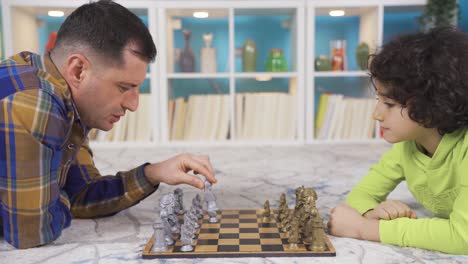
119 86 130 92
384 102 395 107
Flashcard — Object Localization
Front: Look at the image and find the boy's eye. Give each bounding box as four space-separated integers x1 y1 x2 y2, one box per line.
384 102 396 107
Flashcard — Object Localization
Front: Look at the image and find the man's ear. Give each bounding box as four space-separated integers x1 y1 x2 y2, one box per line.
65 54 89 90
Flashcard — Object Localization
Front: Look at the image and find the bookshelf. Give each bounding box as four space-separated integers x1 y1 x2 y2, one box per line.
0 0 439 146
306 0 427 143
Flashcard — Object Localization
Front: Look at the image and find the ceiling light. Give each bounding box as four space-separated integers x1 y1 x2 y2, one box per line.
329 10 345 17
48 10 64 17
193 11 209 18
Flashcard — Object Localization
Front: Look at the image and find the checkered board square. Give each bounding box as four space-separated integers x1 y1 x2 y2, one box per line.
143 209 336 259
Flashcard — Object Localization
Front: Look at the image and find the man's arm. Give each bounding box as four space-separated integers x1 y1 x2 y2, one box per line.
64 140 157 218
64 141 217 219
0 90 71 249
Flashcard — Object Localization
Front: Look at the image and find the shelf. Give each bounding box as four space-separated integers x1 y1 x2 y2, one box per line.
234 72 298 78
0 0 428 145
314 71 368 77
167 73 230 79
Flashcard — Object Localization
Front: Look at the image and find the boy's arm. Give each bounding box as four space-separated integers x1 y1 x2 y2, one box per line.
378 156 468 255
0 90 72 249
64 139 158 218
346 144 405 214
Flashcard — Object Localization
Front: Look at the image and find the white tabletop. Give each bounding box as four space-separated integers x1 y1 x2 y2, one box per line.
2 144 468 263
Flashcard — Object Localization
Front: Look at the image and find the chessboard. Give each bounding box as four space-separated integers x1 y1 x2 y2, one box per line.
143 209 336 259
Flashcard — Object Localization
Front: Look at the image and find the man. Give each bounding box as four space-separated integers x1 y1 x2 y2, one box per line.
0 0 216 249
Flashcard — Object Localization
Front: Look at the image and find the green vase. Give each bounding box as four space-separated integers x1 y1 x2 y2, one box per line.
242 40 257 72
314 55 332 71
265 48 287 72
356 43 370 70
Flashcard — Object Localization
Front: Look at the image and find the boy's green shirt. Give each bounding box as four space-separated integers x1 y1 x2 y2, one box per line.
346 128 468 254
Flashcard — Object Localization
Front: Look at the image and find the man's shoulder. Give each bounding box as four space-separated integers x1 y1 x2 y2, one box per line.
0 52 69 103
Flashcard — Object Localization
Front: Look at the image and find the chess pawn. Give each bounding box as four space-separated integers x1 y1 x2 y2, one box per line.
188 208 200 228
200 33 217 73
192 196 203 219
152 216 168 252
180 223 194 252
262 200 271 222
174 188 185 215
310 213 326 251
288 223 300 250
160 194 180 234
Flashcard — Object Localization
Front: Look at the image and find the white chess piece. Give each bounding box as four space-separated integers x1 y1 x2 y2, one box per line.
204 179 219 223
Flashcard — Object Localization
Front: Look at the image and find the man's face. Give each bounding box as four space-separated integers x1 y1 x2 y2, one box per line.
73 48 148 130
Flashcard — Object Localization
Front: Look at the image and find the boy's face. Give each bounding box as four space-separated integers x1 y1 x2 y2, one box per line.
372 80 428 144
72 46 148 131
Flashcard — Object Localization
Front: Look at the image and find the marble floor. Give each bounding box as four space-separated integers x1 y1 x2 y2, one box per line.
2 143 468 263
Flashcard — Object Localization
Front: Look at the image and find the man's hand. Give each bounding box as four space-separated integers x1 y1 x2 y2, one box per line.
143 153 217 189
364 200 417 220
328 204 379 242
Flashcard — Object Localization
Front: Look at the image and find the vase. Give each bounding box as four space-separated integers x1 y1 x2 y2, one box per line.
314 55 332 71
200 33 217 73
355 43 370 70
242 40 257 72
179 30 195 72
265 48 287 72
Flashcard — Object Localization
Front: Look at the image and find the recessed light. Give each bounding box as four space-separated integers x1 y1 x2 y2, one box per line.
193 11 209 18
48 10 64 17
329 10 345 17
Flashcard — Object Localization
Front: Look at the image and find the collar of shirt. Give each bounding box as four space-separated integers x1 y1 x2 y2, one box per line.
42 52 90 137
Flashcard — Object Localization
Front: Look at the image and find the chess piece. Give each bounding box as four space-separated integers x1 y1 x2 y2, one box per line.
180 223 194 252
303 206 316 244
174 188 185 215
278 193 289 222
288 219 301 250
183 213 197 239
310 211 326 251
200 33 217 73
193 194 203 219
262 200 271 222
188 207 200 228
204 179 219 223
160 194 180 235
152 212 168 252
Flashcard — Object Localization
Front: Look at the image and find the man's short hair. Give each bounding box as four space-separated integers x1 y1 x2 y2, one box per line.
54 0 156 64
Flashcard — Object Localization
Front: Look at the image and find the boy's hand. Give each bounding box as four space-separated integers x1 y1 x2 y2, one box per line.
143 153 216 189
364 200 417 220
328 204 379 242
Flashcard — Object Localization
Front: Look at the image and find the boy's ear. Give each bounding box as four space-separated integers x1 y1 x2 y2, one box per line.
65 53 90 90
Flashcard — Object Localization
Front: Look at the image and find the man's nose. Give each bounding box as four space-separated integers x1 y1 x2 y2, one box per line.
123 89 139 112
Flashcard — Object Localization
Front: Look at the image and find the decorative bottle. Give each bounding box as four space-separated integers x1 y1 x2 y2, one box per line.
330 40 346 71
242 40 257 72
200 33 217 73
265 48 287 72
179 29 195 72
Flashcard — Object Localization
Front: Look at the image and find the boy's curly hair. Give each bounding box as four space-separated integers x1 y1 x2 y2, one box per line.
369 27 468 134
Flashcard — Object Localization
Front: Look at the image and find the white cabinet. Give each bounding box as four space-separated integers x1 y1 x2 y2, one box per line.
0 0 428 145
306 0 425 143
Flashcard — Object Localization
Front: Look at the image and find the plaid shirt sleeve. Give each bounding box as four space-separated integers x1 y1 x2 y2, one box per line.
0 89 72 249
63 140 158 218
